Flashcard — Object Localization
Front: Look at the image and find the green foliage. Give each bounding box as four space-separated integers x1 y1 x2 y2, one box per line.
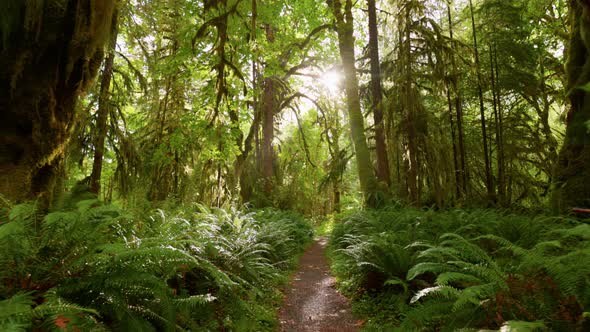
0 199 312 331
329 208 589 331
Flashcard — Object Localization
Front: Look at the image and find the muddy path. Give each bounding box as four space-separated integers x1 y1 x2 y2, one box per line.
278 238 360 332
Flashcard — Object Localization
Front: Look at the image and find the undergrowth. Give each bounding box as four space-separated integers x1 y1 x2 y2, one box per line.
0 196 312 331
328 208 590 331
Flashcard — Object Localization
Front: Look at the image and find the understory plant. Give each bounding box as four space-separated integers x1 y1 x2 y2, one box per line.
0 196 312 331
329 208 590 331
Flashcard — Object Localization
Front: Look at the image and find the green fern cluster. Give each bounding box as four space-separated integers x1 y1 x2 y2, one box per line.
329 208 589 331
0 199 312 331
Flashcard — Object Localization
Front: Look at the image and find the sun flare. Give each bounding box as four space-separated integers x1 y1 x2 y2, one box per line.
319 70 342 94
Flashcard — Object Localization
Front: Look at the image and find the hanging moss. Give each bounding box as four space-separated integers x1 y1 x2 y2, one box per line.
0 0 116 207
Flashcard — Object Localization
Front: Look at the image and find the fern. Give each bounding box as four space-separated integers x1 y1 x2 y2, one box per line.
435 272 483 286
499 320 546 331
0 201 311 330
410 285 460 304
0 293 34 327
330 208 589 331
407 262 450 280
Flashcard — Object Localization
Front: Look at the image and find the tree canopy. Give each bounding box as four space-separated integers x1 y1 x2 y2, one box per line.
1 0 583 213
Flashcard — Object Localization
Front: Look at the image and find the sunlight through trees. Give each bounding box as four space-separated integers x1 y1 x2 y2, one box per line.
0 0 588 330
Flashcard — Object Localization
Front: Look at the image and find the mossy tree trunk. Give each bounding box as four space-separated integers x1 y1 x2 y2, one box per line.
234 0 259 201
367 0 391 188
327 0 378 207
552 0 590 212
0 0 116 207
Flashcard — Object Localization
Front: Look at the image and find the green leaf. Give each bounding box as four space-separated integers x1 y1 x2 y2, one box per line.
577 82 590 92
384 277 408 293
500 320 545 331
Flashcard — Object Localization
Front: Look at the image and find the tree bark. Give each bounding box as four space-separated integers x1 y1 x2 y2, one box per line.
405 3 419 205
447 2 468 198
327 0 378 206
367 0 390 188
0 0 116 208
89 10 119 196
262 77 276 195
469 0 495 203
552 0 590 212
235 0 259 201
489 43 505 205
446 78 460 199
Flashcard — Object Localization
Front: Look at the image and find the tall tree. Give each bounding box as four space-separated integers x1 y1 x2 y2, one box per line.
552 0 590 211
367 0 390 187
327 0 378 205
0 0 116 207
89 10 119 196
446 0 468 198
469 0 494 202
234 0 260 201
262 76 277 195
489 43 505 204
402 1 419 204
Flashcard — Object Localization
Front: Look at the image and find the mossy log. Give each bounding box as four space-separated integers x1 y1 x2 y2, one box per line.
0 0 116 207
552 0 590 212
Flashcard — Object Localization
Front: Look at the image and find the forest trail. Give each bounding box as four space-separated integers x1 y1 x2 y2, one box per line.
278 238 360 332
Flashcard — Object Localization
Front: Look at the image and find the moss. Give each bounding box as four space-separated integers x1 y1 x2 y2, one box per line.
552 0 590 212
553 146 590 211
0 0 116 206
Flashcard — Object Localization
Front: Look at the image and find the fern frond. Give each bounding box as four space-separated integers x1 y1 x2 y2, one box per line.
500 320 546 331
397 301 453 331
173 294 216 310
451 283 498 312
0 292 34 321
436 272 482 286
410 285 460 304
407 262 450 280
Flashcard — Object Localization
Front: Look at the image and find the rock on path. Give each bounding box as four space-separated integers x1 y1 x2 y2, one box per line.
278 238 360 332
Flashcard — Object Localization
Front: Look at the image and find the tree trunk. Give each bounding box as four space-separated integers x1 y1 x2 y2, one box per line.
405 4 419 205
367 0 390 188
327 0 378 206
552 0 590 212
538 53 558 189
0 0 116 208
490 43 505 205
333 181 341 213
89 10 119 196
446 79 460 199
447 2 468 197
233 0 260 202
469 0 494 203
262 77 276 195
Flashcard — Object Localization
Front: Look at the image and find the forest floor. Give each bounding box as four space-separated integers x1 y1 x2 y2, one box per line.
278 237 361 332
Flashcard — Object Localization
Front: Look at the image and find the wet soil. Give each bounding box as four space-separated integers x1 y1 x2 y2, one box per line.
278 238 361 332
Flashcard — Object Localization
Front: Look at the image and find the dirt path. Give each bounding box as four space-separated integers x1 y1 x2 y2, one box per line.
278 238 360 332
